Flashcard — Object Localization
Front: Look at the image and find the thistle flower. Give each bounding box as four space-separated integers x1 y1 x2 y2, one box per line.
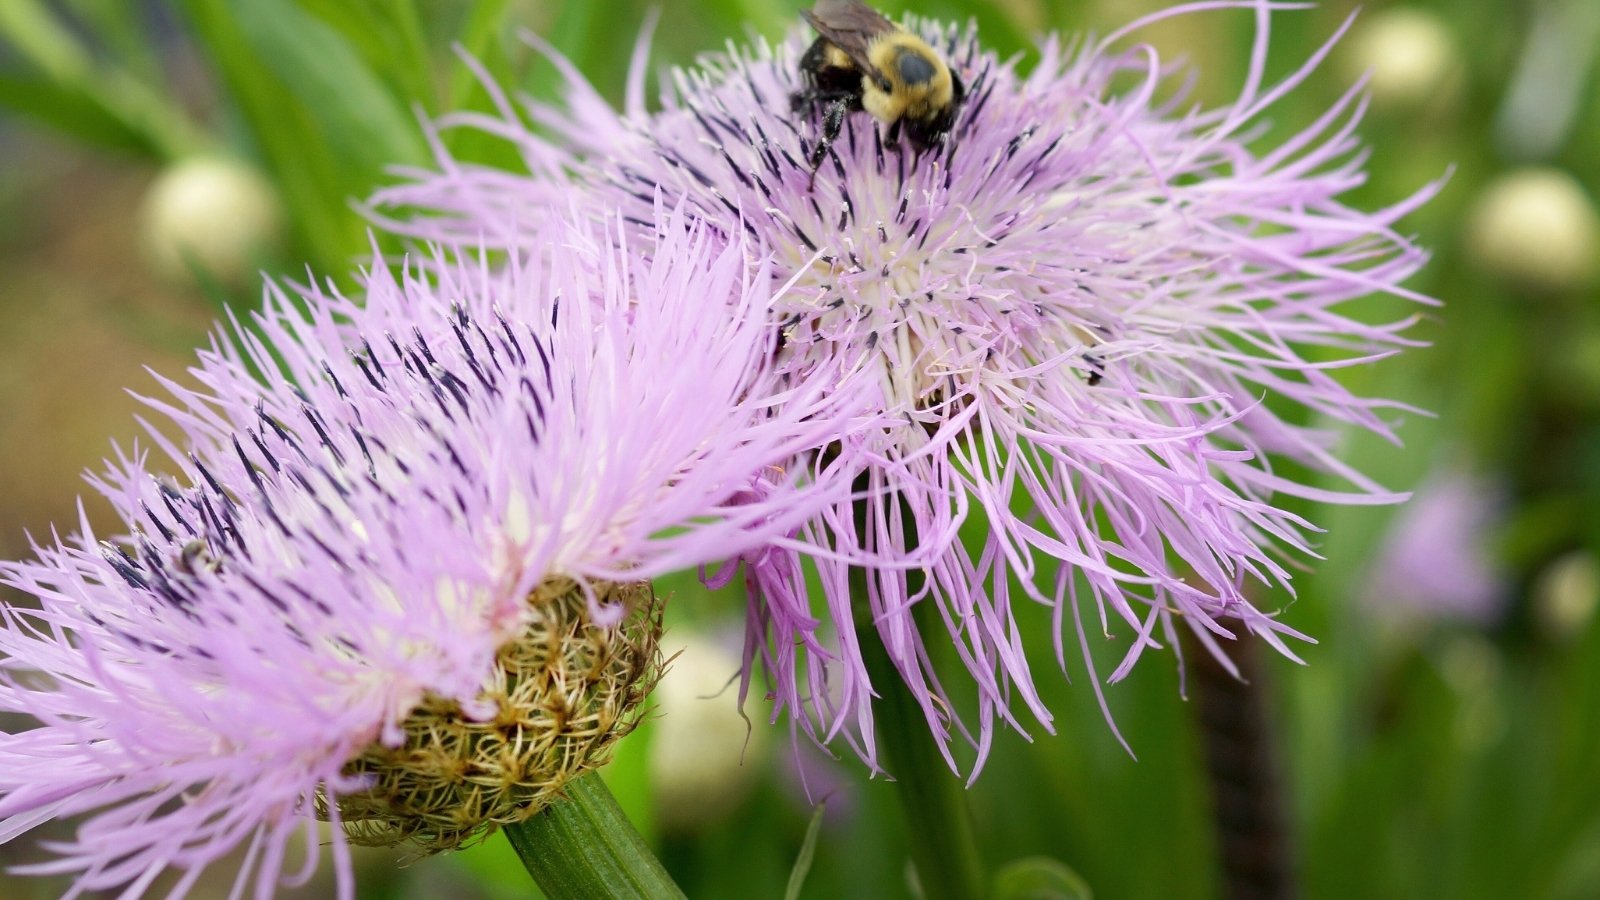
0 209 861 897
377 1 1440 769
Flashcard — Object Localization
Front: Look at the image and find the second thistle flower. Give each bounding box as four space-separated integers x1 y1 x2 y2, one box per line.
378 1 1442 770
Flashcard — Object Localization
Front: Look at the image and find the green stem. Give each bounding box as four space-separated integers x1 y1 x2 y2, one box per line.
505 772 687 900
857 576 987 900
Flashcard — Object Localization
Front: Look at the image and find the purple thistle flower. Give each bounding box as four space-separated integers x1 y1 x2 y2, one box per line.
375 1 1441 770
0 209 863 897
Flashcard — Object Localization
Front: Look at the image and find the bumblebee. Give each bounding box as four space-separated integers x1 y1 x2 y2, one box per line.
791 0 965 181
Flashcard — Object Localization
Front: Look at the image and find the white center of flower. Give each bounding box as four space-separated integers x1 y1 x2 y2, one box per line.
766 158 1065 413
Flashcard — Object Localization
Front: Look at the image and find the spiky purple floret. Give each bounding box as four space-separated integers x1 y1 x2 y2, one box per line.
376 1 1441 770
0 209 865 897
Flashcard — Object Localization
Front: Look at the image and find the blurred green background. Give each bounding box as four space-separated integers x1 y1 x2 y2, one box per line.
2 0 1597 897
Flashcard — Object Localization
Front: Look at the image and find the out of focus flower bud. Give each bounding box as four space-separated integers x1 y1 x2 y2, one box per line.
649 633 766 833
1534 550 1600 642
1367 467 1507 626
1344 8 1460 109
1466 168 1600 292
140 156 282 284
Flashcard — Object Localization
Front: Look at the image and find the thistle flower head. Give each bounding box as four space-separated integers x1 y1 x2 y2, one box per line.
379 1 1440 770
0 209 860 896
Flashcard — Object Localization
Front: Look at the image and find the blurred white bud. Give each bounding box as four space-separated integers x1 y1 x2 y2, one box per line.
1345 8 1459 109
649 633 765 833
141 156 282 285
1466 168 1600 292
1534 550 1600 642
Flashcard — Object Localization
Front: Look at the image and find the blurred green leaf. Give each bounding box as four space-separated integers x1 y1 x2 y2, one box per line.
1499 495 1588 570
177 0 429 272
784 802 827 900
0 0 199 157
0 0 89 82
223 0 425 173
0 74 152 153
543 0 605 86
60 0 163 79
447 0 516 110
725 0 789 37
384 0 435 99
180 0 348 268
295 0 436 108
438 0 527 168
993 858 1094 900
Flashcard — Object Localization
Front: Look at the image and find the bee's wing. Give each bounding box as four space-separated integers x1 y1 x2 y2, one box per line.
806 0 896 33
802 0 896 77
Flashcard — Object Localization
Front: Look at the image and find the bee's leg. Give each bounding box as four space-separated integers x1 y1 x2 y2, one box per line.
807 97 849 189
886 118 904 145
